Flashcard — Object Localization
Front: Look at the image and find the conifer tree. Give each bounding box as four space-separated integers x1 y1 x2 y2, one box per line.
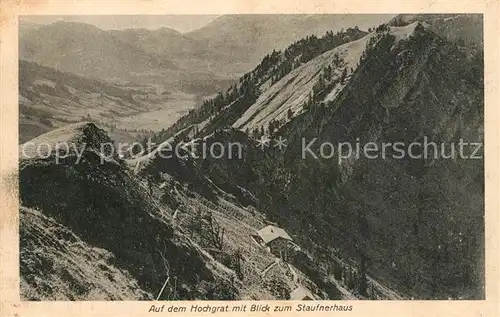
342 266 348 284
340 67 348 84
334 53 340 67
347 268 354 289
357 255 369 296
333 262 342 281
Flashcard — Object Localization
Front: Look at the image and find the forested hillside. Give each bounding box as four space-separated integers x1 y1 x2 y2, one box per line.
19 14 484 301
146 17 484 299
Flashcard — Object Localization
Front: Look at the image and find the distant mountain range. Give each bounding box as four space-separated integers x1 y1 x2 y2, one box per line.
20 21 179 83
183 14 396 77
19 15 395 95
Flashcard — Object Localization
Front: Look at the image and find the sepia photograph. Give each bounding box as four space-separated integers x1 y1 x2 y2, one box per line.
14 12 487 303
1 0 499 315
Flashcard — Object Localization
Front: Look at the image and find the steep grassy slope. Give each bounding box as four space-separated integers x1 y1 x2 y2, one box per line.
127 133 350 300
20 206 151 300
132 126 407 300
232 29 377 130
20 122 353 300
19 122 238 300
153 27 367 144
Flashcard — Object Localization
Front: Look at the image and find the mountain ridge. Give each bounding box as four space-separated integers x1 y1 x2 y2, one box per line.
19 15 484 300
144 18 484 299
19 122 351 300
19 15 395 95
20 21 178 82
19 122 243 300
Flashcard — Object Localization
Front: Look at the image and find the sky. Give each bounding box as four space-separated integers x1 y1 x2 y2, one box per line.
19 15 221 33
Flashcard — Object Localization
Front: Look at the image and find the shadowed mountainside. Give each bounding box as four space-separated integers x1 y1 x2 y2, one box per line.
145 18 484 299
19 123 239 300
20 206 151 300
